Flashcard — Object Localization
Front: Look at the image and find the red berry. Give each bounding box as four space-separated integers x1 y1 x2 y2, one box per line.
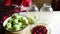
32 25 48 34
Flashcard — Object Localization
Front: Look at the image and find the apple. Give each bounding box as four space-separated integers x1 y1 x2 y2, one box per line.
6 23 11 29
13 25 20 31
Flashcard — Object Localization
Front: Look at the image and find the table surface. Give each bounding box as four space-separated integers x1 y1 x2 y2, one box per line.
6 12 60 34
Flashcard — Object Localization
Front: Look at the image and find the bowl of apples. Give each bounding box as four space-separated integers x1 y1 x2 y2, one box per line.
3 13 29 34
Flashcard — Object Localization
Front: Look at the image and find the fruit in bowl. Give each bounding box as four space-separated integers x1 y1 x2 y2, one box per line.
31 23 51 34
31 25 48 34
3 13 29 34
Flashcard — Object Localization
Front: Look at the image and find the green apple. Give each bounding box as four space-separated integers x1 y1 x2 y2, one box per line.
21 17 28 24
18 22 22 27
27 17 35 24
6 23 11 29
13 25 20 31
13 19 18 25
21 25 26 29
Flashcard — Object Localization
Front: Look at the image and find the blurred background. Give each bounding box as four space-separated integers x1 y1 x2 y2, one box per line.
0 0 52 11
32 0 52 10
0 0 60 11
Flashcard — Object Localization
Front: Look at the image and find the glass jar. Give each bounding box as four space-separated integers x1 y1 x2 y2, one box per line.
40 3 53 12
26 5 39 12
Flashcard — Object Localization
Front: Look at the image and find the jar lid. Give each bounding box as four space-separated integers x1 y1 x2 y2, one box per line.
43 3 51 7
